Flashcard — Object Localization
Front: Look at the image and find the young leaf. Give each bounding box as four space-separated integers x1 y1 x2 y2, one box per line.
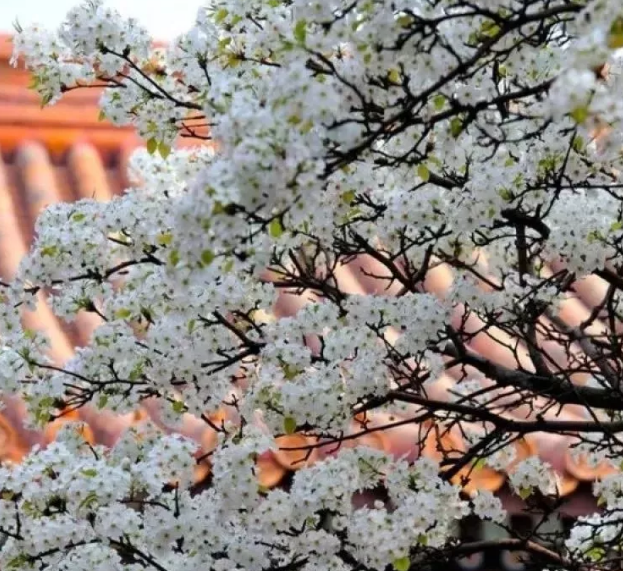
608 17 623 49
114 308 132 320
433 94 445 110
201 249 215 266
388 68 401 85
214 8 229 23
269 219 284 238
417 164 430 182
147 137 158 155
392 556 410 571
450 117 463 138
283 416 297 435
294 20 307 44
570 106 589 125
158 141 171 159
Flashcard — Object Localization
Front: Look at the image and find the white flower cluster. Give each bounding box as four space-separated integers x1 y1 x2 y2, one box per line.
508 457 554 498
0 425 474 571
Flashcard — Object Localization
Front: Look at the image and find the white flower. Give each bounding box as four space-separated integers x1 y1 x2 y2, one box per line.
471 490 506 523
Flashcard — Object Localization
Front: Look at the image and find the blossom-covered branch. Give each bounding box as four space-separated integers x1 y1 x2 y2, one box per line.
4 0 623 570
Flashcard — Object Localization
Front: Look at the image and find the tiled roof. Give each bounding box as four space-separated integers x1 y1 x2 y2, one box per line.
0 34 613 512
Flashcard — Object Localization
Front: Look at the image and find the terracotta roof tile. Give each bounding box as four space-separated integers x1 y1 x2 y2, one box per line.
0 34 616 512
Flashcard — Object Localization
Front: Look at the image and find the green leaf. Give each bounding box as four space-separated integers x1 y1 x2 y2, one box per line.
498 188 513 201
72 212 86 222
392 556 410 571
283 416 297 435
479 20 500 38
294 19 307 44
587 230 602 244
7 554 31 569
572 135 584 153
417 164 430 182
472 458 487 470
200 249 215 266
77 491 99 512
587 547 605 562
341 190 356 204
97 394 108 409
158 141 171 159
433 94 445 110
172 400 185 414
157 232 173 246
218 37 232 50
283 363 300 380
147 137 158 155
214 8 229 23
41 245 58 257
269 218 284 238
169 249 181 266
114 308 132 320
80 468 97 478
40 93 53 107
129 361 144 381
611 220 623 232
608 17 623 49
397 14 413 28
187 319 196 334
518 486 532 500
450 117 463 138
388 68 401 85
570 106 589 125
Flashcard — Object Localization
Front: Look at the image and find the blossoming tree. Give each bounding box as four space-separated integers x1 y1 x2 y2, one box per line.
5 0 623 569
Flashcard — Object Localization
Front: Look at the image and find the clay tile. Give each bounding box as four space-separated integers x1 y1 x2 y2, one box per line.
453 465 506 496
0 412 26 463
556 472 580 497
565 446 618 482
15 142 66 235
364 413 426 463
256 450 287 488
200 410 228 454
443 428 506 495
194 461 211 484
273 433 318 470
43 410 95 445
507 437 536 471
0 156 29 280
348 426 388 453
67 142 113 201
